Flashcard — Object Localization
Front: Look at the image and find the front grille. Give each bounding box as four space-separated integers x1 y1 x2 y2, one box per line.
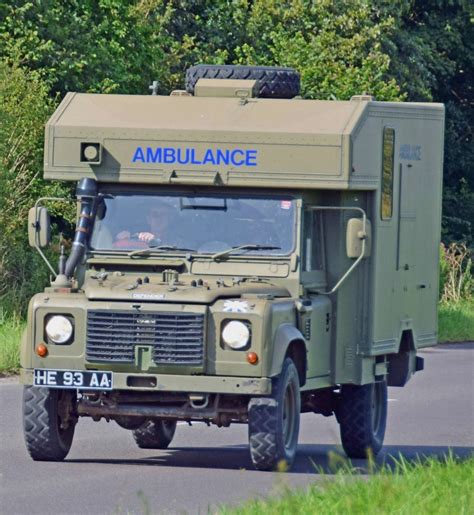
86 310 204 365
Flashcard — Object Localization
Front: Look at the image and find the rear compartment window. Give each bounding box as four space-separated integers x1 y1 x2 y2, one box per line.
381 127 395 220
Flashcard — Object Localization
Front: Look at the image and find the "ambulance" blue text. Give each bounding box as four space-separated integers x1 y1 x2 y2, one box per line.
132 147 258 167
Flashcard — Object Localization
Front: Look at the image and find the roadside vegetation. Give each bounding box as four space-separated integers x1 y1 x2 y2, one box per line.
438 243 473 342
438 301 474 343
222 454 474 515
0 314 23 375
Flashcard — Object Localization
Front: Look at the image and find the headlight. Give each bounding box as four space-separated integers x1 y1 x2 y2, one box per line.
45 315 74 344
222 320 250 350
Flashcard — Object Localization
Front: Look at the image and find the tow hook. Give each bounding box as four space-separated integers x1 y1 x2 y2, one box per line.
189 394 209 409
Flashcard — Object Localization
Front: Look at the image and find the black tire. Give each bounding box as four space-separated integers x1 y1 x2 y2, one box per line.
114 415 147 430
132 419 177 449
23 386 77 461
185 65 300 99
338 380 388 459
248 358 301 471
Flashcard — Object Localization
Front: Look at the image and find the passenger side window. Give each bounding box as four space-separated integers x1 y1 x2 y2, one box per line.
381 127 395 220
303 210 324 272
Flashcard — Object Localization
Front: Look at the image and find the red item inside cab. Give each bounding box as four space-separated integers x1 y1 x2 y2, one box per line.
113 239 147 249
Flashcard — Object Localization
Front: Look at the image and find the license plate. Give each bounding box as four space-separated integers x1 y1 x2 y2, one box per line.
34 369 113 390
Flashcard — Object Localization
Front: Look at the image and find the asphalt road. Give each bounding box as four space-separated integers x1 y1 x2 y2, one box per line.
1 343 473 515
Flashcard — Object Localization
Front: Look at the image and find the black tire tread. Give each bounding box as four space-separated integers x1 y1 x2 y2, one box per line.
132 419 177 449
248 397 278 470
338 382 387 459
248 358 301 471
185 65 300 98
23 386 75 461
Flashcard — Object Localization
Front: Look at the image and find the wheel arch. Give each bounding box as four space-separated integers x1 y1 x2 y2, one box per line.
269 323 307 386
387 329 419 387
396 329 416 354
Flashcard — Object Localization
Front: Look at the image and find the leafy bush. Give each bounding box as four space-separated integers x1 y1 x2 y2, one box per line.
0 61 71 316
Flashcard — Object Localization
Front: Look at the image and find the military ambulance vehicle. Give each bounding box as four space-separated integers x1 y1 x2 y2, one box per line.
22 65 444 470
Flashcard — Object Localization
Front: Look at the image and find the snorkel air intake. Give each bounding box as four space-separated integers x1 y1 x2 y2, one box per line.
64 178 98 278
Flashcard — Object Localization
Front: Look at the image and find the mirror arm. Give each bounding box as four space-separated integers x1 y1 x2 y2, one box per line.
322 238 366 295
32 197 73 278
306 205 367 295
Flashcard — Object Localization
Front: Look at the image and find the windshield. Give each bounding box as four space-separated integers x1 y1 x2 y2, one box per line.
90 192 296 256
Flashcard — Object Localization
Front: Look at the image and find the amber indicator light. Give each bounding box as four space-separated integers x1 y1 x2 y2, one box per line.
247 352 258 365
36 343 48 357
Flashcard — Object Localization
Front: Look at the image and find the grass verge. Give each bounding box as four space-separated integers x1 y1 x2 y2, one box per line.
0 318 24 375
438 300 474 342
223 454 474 515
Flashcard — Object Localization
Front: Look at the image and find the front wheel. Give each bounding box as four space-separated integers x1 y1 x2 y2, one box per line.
23 386 77 461
132 419 177 449
248 358 301 471
338 380 388 459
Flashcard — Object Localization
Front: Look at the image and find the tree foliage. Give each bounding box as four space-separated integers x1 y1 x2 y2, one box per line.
233 0 402 100
0 0 472 314
0 0 163 95
0 61 70 314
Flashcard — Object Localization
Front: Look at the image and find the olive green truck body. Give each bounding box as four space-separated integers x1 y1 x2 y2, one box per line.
21 69 444 469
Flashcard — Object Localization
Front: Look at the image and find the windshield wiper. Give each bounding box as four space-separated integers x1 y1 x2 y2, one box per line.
211 244 281 261
128 245 196 257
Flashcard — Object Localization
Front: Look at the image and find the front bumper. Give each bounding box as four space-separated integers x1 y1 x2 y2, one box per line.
20 368 272 395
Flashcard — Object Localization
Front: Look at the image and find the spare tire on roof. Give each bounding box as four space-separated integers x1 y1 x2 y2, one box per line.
185 65 300 99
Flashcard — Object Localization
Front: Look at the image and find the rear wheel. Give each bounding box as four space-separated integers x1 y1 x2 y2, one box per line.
248 358 301 471
23 386 77 461
338 380 387 459
132 419 177 449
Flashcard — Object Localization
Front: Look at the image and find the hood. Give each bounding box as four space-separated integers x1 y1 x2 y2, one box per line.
83 275 289 304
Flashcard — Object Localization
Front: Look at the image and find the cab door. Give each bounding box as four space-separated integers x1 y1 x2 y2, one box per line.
300 209 331 379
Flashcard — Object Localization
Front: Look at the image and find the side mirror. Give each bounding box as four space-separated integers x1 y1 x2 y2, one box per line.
28 207 51 248
346 218 371 258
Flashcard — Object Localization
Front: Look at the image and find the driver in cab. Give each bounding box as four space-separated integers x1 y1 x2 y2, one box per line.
115 202 174 247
